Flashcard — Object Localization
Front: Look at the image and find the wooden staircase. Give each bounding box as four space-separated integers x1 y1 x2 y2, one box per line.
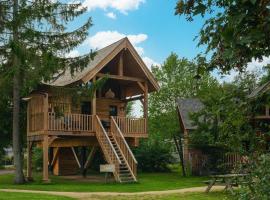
95 115 137 183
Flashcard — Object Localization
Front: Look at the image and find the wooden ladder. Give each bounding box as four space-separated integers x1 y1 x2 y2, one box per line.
95 115 137 183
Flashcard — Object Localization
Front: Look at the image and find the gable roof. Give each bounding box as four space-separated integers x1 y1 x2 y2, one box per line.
176 98 204 130
46 37 159 92
247 81 270 99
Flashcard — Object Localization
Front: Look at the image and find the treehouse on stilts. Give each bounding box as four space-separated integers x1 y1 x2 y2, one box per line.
25 38 159 183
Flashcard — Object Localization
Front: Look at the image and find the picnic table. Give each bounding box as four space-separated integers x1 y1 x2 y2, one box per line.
204 174 248 194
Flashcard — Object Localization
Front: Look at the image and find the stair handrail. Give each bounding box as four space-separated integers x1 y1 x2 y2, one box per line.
95 116 121 164
111 117 138 164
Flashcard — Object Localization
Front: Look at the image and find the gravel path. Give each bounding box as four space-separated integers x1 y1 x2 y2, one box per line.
0 186 225 199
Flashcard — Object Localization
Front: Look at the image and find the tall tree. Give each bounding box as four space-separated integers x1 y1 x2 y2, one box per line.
0 0 93 183
149 53 218 139
175 0 270 72
148 53 219 174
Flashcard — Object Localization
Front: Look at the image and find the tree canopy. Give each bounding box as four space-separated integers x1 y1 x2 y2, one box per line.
149 53 219 139
175 0 270 73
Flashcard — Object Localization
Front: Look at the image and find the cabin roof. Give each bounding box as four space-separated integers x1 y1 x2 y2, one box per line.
45 37 159 92
247 81 270 99
176 98 204 130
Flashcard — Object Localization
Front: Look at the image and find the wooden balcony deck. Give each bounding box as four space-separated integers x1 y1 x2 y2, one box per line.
28 112 147 137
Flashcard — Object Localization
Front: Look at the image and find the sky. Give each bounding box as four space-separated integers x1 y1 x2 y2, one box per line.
68 0 205 67
68 0 270 116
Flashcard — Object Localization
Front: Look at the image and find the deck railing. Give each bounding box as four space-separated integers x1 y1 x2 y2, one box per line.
48 112 94 132
111 117 137 179
113 116 146 135
29 111 146 137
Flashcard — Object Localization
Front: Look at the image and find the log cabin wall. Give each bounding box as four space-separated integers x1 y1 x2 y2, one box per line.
96 98 126 120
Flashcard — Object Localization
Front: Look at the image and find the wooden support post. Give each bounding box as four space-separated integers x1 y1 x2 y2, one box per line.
81 147 87 177
26 141 33 181
92 77 96 115
42 135 50 182
92 77 96 131
143 82 148 133
118 51 124 76
43 93 49 131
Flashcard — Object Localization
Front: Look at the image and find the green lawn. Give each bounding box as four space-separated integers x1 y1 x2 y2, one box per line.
0 192 73 200
0 172 207 192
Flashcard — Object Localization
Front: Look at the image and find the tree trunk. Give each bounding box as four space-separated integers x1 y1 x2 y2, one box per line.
13 70 25 184
12 0 25 184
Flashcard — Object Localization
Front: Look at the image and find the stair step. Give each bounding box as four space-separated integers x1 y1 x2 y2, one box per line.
120 169 130 172
120 178 135 182
120 174 132 178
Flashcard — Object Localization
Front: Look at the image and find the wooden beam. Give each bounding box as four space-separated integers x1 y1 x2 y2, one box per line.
137 82 145 92
144 82 148 133
92 77 96 115
123 95 144 102
50 147 59 167
71 147 81 168
96 73 146 82
50 137 98 147
81 41 126 83
42 135 49 182
84 146 97 169
118 51 124 76
48 136 58 146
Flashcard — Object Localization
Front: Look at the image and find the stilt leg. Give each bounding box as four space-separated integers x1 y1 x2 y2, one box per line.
81 147 86 177
43 135 50 183
83 146 97 176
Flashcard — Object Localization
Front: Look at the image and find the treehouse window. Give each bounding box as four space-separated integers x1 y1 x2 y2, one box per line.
81 101 91 115
109 105 118 116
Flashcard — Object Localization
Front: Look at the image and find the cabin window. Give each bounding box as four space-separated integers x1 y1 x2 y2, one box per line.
109 105 118 116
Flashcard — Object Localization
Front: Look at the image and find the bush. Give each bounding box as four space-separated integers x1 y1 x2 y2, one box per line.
133 140 173 172
237 153 270 200
32 147 43 171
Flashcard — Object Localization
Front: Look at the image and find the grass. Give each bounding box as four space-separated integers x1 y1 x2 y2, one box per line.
94 192 231 200
0 192 73 200
0 172 207 192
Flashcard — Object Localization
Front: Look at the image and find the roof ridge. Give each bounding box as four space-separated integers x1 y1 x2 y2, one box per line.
96 37 126 52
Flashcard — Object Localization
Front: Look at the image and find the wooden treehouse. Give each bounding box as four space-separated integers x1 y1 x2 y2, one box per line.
25 38 159 183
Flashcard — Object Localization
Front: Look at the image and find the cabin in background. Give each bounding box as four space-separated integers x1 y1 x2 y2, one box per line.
176 98 205 175
248 81 270 147
25 38 159 183
176 98 242 175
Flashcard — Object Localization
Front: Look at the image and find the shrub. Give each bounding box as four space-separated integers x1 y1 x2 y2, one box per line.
32 147 43 171
133 140 173 172
237 153 270 200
